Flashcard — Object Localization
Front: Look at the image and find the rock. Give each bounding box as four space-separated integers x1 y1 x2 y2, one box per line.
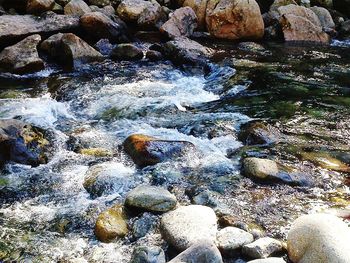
94 204 128 242
131 212 158 239
309 6 335 30
125 185 177 213
239 121 279 145
80 12 127 42
206 0 264 40
26 0 55 14
116 0 155 22
339 20 350 39
94 38 114 56
130 246 166 263
182 0 208 29
83 161 134 198
0 13 80 47
160 205 217 251
123 134 195 167
288 213 350 263
247 258 286 263
216 227 254 256
0 119 49 167
111 43 144 60
243 158 279 180
40 33 103 69
278 4 330 43
300 151 350 173
146 50 163 61
89 0 111 7
242 237 283 259
137 1 164 28
333 0 350 17
269 0 298 12
161 36 212 66
0 34 44 74
168 241 223 263
52 3 64 14
64 0 91 15
160 7 197 39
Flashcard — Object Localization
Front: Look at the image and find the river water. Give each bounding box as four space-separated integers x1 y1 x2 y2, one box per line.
0 39 349 262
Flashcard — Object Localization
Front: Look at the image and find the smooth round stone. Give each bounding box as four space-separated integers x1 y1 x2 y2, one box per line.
216 227 254 255
160 205 217 251
125 185 177 212
242 237 283 259
247 258 286 263
243 157 278 179
130 246 166 263
287 213 350 263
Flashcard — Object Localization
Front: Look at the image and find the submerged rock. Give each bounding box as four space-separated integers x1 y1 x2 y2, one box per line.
0 34 44 74
125 185 177 213
0 13 79 46
0 119 50 167
160 7 197 39
123 134 195 167
300 151 350 173
168 241 223 263
80 12 127 42
206 0 264 40
111 43 144 60
94 204 128 242
160 205 217 251
40 33 103 69
26 0 55 14
287 213 350 263
131 212 158 239
216 227 254 256
239 121 279 145
242 237 283 259
130 246 166 263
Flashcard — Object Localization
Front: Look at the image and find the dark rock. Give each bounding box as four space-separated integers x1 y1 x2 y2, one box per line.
168 241 223 263
40 32 103 69
0 119 50 167
130 246 166 263
239 121 279 145
123 134 195 167
94 38 114 56
0 13 80 47
0 34 44 74
131 213 158 239
111 43 143 60
160 7 197 39
339 20 350 39
80 11 127 43
146 50 162 61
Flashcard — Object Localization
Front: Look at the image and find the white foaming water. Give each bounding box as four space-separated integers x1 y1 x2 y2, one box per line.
331 39 350 48
0 94 74 127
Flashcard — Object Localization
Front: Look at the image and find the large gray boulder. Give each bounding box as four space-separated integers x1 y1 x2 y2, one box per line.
0 34 44 74
287 213 350 263
160 205 217 251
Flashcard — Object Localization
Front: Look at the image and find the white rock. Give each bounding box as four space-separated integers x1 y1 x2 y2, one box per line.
216 227 254 255
287 213 350 263
243 237 283 259
160 205 217 251
247 258 286 263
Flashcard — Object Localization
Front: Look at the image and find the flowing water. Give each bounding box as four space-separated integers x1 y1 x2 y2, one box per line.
0 40 349 262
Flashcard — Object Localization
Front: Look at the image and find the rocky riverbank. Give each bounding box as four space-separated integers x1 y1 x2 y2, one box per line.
0 0 350 262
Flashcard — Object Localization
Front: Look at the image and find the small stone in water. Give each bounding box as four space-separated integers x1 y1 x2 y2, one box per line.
130 246 166 263
216 227 254 256
242 237 283 259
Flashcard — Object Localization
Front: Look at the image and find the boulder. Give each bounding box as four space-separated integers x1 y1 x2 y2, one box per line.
116 0 155 22
111 43 144 60
83 162 134 197
0 119 49 167
137 1 164 28
247 258 286 263
125 185 177 212
64 0 91 15
168 241 223 263
162 36 213 66
160 205 217 251
123 134 195 167
216 227 254 255
0 13 80 47
278 4 330 43
242 237 283 259
80 12 127 42
0 34 44 74
269 0 298 12
287 213 350 263
94 204 128 242
130 246 166 263
206 0 264 40
309 6 335 30
146 50 163 61
26 0 55 14
40 33 103 69
182 0 208 29
160 7 197 39
243 158 279 180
